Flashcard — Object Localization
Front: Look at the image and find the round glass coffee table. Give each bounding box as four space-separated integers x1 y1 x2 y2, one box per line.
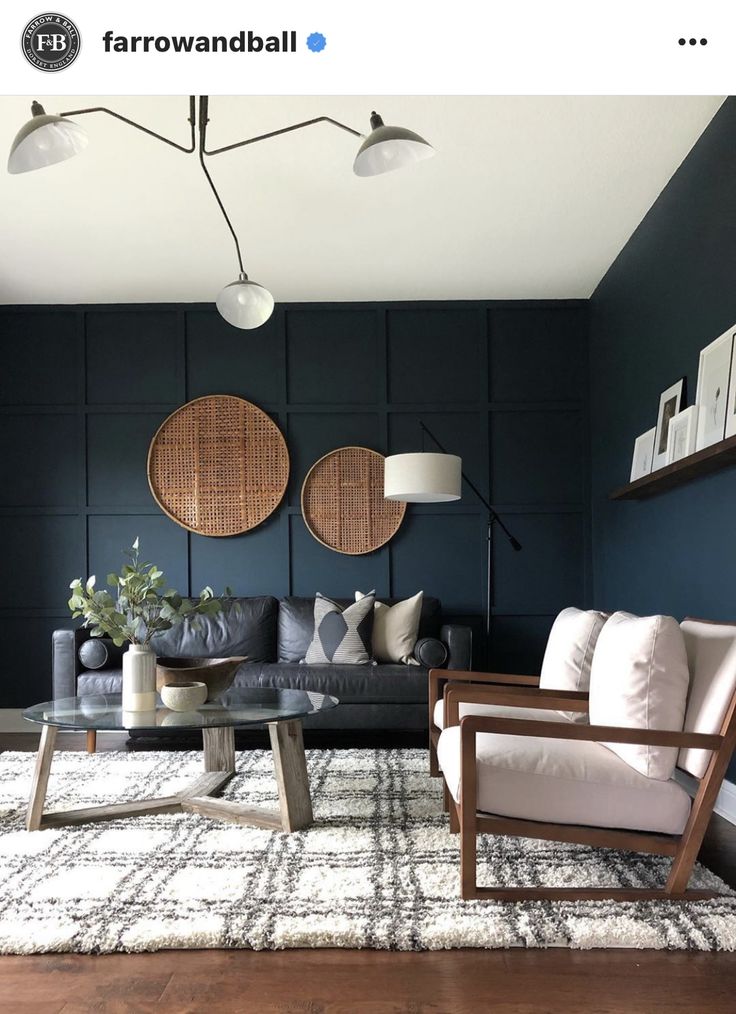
22 687 338 834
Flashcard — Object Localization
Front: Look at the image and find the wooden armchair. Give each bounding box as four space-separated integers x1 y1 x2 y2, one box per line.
436 617 736 901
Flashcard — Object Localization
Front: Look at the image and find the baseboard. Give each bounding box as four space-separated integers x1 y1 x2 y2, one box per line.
675 768 736 825
0 709 44 733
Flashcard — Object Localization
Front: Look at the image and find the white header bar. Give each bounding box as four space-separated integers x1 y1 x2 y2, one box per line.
0 1 733 96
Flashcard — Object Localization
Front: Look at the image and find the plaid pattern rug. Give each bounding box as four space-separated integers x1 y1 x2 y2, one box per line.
0 748 734 953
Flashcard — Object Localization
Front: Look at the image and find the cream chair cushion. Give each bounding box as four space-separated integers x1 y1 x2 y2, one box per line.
539 607 607 721
433 698 570 731
437 726 691 836
679 619 736 778
588 612 689 781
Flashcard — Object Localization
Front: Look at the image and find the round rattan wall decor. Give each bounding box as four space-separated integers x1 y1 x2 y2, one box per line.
301 446 406 555
147 395 289 537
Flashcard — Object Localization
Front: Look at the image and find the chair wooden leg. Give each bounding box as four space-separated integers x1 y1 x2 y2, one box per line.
429 739 440 777
86 730 96 754
449 794 460 834
459 726 478 899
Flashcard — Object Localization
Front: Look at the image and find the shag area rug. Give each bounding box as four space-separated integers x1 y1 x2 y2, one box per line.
0 748 734 953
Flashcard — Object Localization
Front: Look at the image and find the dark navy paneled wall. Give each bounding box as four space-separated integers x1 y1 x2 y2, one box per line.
590 97 736 779
0 299 589 706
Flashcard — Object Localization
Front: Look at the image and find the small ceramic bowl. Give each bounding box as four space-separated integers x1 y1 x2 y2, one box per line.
160 681 208 712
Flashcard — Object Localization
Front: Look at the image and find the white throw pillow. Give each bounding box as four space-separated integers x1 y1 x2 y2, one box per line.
539 607 607 722
588 611 689 780
355 590 423 665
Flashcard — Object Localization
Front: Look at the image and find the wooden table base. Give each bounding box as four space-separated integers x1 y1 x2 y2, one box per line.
25 719 313 834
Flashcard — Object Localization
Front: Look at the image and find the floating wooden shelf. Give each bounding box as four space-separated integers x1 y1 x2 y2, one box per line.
610 433 736 501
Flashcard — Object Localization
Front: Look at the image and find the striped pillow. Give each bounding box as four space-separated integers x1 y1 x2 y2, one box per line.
303 593 375 664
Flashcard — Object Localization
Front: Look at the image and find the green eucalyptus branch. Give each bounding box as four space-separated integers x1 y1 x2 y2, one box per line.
68 538 225 648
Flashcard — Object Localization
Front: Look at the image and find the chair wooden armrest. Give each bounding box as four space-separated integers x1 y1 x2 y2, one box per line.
458 714 723 751
444 683 588 727
427 668 540 775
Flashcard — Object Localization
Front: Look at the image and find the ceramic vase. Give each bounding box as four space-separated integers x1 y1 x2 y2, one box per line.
122 644 157 712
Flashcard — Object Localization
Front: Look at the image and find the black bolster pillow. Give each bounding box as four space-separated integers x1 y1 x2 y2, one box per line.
78 637 124 671
414 637 448 669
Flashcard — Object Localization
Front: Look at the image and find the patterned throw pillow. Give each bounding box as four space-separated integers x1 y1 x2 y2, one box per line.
303 593 375 665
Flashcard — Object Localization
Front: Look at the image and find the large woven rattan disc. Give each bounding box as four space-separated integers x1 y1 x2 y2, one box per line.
147 395 289 537
301 447 406 555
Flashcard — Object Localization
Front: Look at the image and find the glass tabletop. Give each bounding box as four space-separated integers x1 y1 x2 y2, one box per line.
22 687 339 732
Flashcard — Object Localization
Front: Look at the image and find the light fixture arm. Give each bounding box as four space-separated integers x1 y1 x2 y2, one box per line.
197 96 246 276
58 96 197 154
202 114 363 157
418 421 522 552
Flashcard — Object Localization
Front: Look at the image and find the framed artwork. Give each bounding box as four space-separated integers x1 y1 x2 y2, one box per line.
726 336 736 439
695 326 735 450
630 427 656 482
666 405 699 464
653 377 686 471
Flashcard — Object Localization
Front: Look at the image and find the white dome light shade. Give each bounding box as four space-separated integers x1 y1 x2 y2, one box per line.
216 276 275 330
384 453 461 502
8 103 88 175
353 112 435 178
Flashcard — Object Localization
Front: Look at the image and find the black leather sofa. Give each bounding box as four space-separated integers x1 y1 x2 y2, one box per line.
51 596 472 731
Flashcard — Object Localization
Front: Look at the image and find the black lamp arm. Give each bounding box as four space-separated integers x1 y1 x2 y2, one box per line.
197 96 245 275
58 96 197 154
202 114 364 157
418 421 522 551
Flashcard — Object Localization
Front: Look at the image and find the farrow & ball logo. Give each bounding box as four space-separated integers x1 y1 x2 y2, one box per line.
21 13 81 72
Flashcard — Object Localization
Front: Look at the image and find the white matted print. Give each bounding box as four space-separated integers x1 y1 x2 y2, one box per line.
653 378 686 470
630 427 656 482
666 405 699 464
726 339 736 439
696 327 735 450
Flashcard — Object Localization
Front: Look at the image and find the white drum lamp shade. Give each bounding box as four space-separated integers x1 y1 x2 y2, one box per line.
384 453 462 503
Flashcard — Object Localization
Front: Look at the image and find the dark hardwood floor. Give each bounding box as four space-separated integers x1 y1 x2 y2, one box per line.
2 731 735 1014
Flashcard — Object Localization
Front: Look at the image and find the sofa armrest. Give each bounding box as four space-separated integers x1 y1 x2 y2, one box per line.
52 627 89 700
440 624 472 671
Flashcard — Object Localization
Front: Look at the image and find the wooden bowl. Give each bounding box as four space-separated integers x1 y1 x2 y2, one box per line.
155 656 247 701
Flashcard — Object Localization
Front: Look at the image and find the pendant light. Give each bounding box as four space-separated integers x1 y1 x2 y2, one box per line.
7 102 88 175
7 98 434 328
353 112 435 177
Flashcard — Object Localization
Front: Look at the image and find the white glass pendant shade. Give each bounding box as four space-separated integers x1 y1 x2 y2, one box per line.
8 103 88 174
216 275 275 329
384 452 461 502
353 112 434 178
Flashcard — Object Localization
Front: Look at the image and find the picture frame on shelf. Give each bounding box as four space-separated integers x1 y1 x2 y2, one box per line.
726 336 736 440
630 427 656 482
653 377 686 471
666 405 699 465
695 326 735 450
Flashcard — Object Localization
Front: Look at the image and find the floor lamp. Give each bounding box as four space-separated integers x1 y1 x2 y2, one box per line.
384 421 522 659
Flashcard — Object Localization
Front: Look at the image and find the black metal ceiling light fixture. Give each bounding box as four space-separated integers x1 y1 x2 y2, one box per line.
7 96 435 330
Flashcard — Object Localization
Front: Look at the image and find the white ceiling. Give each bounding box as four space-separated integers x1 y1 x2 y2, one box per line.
0 95 724 305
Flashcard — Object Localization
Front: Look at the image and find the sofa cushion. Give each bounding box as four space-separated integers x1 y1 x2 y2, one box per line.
78 637 124 671
78 670 123 695
437 725 691 835
151 596 278 663
433 699 570 731
356 589 423 665
679 618 736 778
278 596 442 663
539 607 606 722
235 662 428 704
588 612 689 781
304 593 374 664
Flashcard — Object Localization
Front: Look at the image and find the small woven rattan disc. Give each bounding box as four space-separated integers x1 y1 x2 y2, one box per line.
301 446 406 555
147 395 289 537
